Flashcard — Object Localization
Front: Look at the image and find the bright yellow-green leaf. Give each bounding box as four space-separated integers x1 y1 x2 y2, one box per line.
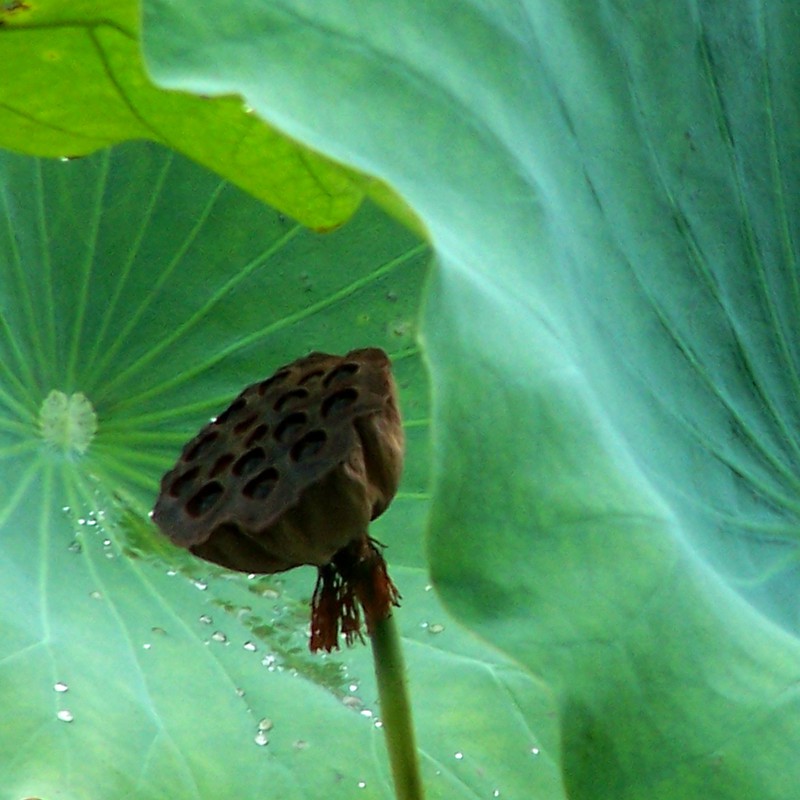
0 0 360 229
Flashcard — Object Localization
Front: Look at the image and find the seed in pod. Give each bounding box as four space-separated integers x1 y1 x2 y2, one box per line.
151 347 404 652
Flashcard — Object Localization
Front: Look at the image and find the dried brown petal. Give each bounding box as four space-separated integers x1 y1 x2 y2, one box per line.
151 347 404 650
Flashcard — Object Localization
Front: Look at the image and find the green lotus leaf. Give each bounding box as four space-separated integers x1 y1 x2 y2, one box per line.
0 0 360 228
0 142 557 799
140 1 800 798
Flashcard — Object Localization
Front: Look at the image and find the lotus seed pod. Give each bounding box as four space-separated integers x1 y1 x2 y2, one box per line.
152 347 404 650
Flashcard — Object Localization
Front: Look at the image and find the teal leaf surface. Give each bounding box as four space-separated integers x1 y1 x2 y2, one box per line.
141 2 800 798
0 143 557 798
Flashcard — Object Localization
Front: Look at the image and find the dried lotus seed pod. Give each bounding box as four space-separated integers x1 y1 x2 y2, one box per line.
152 347 404 651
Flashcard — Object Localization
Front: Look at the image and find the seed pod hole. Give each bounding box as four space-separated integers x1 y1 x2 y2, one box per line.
274 388 309 412
243 468 279 499
245 423 269 447
215 397 247 426
184 432 218 462
209 453 235 478
322 388 359 417
298 369 325 386
290 430 327 462
187 482 224 517
169 466 200 498
257 371 290 396
233 447 267 477
323 362 359 387
274 412 307 443
233 414 259 434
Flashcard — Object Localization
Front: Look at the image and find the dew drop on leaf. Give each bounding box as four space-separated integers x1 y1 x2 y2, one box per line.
53 682 68 693
56 709 74 723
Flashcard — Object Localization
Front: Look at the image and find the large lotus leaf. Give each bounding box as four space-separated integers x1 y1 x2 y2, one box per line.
0 0 360 229
0 142 561 799
141 1 800 798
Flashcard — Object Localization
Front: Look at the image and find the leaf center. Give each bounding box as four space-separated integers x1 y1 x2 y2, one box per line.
38 390 98 455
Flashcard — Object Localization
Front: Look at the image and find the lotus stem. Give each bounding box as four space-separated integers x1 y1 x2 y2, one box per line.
369 611 425 800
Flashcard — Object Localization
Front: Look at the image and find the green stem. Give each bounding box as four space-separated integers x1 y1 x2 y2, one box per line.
369 612 426 800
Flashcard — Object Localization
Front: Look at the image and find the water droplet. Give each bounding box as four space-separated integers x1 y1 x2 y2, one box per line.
67 540 82 553
261 654 277 668
53 682 69 693
260 587 280 599
243 104 255 115
57 709 74 723
211 631 227 643
102 538 111 547
359 709 373 718
530 747 540 756
254 731 269 746
89 590 102 601
142 643 152 650
454 751 464 760
166 569 177 576
151 626 167 636
493 790 501 798
61 505 71 512
348 682 359 692
243 641 257 652
198 614 213 625
357 781 367 789
424 584 433 592
235 688 246 697
428 623 445 634
342 696 363 710
257 717 273 732
193 579 208 591
293 739 308 750
374 719 383 729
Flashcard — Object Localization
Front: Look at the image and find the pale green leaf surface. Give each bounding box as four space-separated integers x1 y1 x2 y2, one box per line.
0 143 559 799
141 1 800 798
0 0 360 228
